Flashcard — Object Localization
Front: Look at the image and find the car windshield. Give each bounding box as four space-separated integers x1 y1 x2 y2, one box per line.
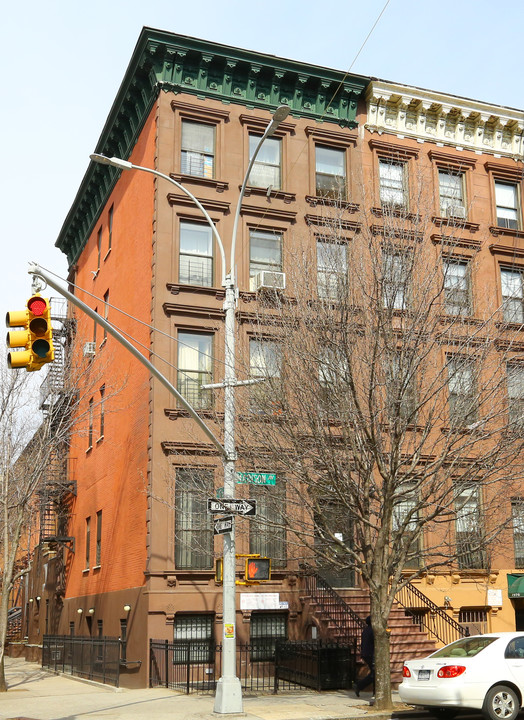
431 637 497 658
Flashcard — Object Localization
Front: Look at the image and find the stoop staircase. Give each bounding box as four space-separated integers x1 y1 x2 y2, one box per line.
301 569 467 686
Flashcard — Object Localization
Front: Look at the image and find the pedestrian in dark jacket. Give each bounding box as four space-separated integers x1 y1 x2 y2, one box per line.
354 615 374 697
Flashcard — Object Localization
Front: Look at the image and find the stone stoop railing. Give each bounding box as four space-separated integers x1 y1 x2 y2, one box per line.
300 570 447 687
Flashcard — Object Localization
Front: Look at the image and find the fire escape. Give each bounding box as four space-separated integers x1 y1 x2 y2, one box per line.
37 298 76 597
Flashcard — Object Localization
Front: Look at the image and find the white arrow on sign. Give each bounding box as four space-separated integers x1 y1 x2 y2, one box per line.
207 498 257 516
214 516 234 535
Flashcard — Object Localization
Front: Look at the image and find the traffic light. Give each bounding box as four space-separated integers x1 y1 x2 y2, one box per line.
6 295 55 371
245 557 271 582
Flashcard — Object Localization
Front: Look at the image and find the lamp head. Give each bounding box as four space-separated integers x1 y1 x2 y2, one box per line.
90 153 133 171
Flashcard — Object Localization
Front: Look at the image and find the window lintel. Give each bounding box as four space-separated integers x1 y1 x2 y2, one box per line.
369 138 419 160
171 99 230 124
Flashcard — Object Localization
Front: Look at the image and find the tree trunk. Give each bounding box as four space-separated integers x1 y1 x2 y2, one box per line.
371 607 393 710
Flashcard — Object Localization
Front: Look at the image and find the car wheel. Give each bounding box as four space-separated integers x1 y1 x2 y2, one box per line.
424 707 457 719
482 685 520 720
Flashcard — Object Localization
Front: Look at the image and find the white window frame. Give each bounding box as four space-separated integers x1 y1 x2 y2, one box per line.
443 258 472 316
439 170 466 216
379 159 407 208
501 268 524 324
181 120 215 179
315 145 346 199
179 221 213 287
248 134 282 189
317 240 347 300
495 181 520 230
177 332 213 410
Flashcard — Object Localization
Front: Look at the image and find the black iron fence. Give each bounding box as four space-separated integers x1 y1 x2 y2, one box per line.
150 638 356 694
42 635 121 687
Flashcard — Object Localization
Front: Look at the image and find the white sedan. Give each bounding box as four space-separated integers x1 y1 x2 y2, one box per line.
399 633 524 720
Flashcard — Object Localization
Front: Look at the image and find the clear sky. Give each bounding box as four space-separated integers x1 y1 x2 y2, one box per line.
1 0 522 321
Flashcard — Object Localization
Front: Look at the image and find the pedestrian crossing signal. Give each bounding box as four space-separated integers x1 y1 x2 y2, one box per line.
245 558 271 581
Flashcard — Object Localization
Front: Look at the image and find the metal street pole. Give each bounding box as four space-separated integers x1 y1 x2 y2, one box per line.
90 105 290 714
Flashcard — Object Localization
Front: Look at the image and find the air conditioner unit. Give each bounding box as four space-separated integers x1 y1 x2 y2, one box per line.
251 271 286 293
446 205 466 220
83 341 96 358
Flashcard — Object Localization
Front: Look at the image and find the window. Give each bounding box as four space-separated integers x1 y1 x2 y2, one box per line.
107 205 114 253
177 332 213 410
175 469 213 569
249 481 286 568
392 484 420 568
250 612 287 661
249 230 282 281
388 352 417 422
249 338 282 413
173 614 213 663
181 121 215 178
458 608 488 636
443 259 472 316
97 227 102 271
99 386 105 439
379 160 407 208
85 516 91 570
314 503 354 588
88 398 94 448
512 499 524 568
495 181 520 229
507 364 524 430
447 356 477 426
439 171 465 217
454 484 485 569
95 510 102 566
501 268 524 324
248 134 281 189
315 146 346 199
103 290 109 342
179 221 213 287
317 240 347 300
383 250 410 311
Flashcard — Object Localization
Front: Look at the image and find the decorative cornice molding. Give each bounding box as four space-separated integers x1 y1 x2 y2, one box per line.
305 214 361 232
490 243 524 259
366 80 524 160
167 192 230 214
56 28 367 265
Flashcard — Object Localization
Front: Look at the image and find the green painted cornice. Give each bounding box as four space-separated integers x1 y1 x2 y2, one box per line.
56 27 369 265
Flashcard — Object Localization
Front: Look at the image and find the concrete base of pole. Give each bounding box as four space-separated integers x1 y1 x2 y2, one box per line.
213 675 243 714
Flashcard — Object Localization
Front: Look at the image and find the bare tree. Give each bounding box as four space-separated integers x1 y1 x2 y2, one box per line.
234 187 524 708
0 335 125 691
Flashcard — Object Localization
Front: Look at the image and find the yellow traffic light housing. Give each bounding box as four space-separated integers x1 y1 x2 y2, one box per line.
6 295 55 371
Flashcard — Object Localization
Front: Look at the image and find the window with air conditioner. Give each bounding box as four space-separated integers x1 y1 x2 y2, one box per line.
495 181 520 230
249 230 282 290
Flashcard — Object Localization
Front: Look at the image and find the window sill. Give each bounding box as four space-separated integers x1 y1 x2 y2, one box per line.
85 446 93 455
242 185 296 204
99 338 107 349
104 248 112 262
306 195 359 212
171 172 228 193
432 215 480 232
489 225 524 239
96 435 104 445
83 568 90 574
93 565 101 571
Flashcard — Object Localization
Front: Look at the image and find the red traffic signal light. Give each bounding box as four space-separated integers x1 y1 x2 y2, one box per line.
6 295 55 371
245 558 271 581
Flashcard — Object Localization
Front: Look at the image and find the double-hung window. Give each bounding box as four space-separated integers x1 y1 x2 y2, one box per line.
447 356 477 427
439 171 466 218
388 352 417 422
495 181 520 229
454 483 485 569
443 259 471 316
177 332 213 410
392 483 420 568
315 146 346 199
382 250 410 311
317 240 347 300
181 121 215 178
507 363 524 430
179 221 213 287
248 134 281 189
501 268 524 324
249 229 282 288
249 481 286 568
249 338 282 413
175 469 214 570
512 499 524 568
379 160 407 208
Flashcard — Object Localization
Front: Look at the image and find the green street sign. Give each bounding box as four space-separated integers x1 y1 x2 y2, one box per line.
236 472 276 486
217 487 224 498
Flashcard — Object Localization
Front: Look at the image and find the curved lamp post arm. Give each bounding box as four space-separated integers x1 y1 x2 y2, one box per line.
90 154 227 287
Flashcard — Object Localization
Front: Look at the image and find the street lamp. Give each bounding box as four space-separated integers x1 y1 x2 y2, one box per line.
89 105 290 714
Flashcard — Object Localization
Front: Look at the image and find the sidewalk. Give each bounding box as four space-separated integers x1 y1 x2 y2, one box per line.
1 656 403 720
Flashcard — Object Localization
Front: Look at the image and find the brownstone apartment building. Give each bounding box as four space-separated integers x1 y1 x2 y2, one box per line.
14 28 524 688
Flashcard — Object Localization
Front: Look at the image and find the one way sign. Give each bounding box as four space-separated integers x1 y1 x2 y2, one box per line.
213 516 233 535
207 498 257 516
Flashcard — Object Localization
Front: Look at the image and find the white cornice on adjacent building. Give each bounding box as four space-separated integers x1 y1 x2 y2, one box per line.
366 80 524 160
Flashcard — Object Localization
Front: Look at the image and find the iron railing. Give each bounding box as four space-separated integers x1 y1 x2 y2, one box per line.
275 639 356 692
395 581 469 646
42 635 121 687
150 640 306 694
301 567 365 649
